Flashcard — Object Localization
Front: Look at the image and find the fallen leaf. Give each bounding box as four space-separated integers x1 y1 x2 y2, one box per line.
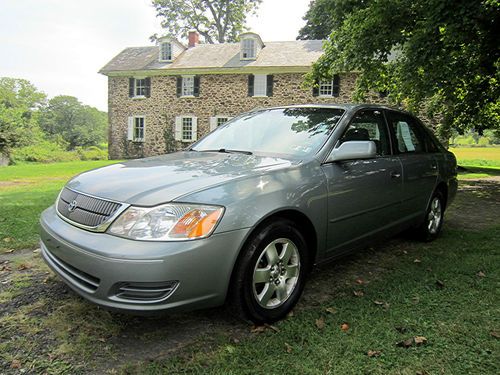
0 265 11 272
353 290 364 297
477 271 486 278
250 325 266 334
490 331 500 339
3 237 13 243
285 342 293 353
355 278 365 285
373 300 384 305
10 359 21 369
403 250 408 254
416 371 430 375
17 263 31 271
396 338 414 348
315 317 325 330
414 259 422 263
325 307 337 314
286 310 294 318
98 337 106 343
414 336 427 345
340 323 350 332
367 350 381 357
435 280 445 289
233 338 240 344
5 249 14 253
264 323 280 333
33 248 41 254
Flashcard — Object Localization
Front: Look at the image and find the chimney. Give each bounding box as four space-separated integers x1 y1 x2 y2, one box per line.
188 31 199 48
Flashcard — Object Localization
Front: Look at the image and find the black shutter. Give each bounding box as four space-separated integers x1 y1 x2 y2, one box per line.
193 76 200 97
144 77 151 98
129 78 135 98
266 75 274 97
332 74 340 97
176 77 182 97
248 75 254 97
312 79 319 97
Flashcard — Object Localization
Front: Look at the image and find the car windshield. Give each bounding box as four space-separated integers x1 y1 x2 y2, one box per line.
192 107 345 158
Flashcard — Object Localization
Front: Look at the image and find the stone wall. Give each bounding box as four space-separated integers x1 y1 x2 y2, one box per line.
107 72 386 159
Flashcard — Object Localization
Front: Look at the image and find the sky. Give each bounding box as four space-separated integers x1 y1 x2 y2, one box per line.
0 0 311 111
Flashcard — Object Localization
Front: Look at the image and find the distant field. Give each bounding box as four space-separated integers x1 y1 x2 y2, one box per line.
450 147 500 168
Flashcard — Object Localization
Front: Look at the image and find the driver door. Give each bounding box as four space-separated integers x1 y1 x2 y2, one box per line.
321 109 403 256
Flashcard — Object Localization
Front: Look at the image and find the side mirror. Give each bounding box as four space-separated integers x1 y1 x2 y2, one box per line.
326 141 377 162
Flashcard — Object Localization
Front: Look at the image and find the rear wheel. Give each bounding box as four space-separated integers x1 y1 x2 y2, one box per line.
230 219 309 323
415 190 445 241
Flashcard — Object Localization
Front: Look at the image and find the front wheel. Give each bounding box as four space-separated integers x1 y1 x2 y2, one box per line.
230 219 309 323
415 190 445 241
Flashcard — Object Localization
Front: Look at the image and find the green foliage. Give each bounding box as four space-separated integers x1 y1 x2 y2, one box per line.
0 77 46 155
303 0 500 137
10 142 108 164
151 0 261 43
75 146 108 161
39 95 107 150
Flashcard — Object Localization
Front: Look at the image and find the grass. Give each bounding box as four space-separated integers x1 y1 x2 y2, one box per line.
0 160 120 253
450 147 500 168
133 227 500 375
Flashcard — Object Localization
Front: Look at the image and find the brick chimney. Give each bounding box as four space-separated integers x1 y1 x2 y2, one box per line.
188 31 199 48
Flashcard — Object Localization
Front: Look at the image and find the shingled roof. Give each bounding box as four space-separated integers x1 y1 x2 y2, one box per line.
99 40 325 75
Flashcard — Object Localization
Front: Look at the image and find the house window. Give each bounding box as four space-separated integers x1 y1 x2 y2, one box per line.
129 78 151 98
318 75 340 97
182 76 195 96
210 116 231 131
254 74 267 96
175 116 198 142
182 117 193 141
135 78 147 97
127 116 145 142
160 42 172 61
241 38 256 59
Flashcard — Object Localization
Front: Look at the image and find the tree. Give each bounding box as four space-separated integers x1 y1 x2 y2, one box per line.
302 0 500 138
39 96 107 150
151 0 262 43
0 77 46 156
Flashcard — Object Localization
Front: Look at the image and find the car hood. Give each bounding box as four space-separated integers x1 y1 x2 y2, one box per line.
66 151 294 205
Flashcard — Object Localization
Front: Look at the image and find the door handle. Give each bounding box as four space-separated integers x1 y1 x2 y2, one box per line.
390 171 401 179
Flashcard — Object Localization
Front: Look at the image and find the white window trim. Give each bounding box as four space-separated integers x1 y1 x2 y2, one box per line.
318 80 334 97
209 115 232 131
181 75 195 97
159 42 173 62
132 77 147 99
174 115 198 142
127 116 145 142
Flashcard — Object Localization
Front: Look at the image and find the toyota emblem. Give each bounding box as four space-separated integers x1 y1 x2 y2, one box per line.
68 200 78 212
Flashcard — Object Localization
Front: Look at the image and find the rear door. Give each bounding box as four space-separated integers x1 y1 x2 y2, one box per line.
322 109 403 255
385 111 438 220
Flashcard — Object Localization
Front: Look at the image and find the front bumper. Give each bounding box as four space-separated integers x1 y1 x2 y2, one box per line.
40 205 249 313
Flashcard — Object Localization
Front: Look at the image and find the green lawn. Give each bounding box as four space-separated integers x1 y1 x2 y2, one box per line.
450 147 500 168
0 160 119 253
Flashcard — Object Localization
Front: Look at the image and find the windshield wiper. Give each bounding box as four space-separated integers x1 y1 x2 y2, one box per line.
197 148 253 155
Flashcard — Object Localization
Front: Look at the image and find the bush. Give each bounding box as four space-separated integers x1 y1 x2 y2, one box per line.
76 146 108 161
9 142 108 164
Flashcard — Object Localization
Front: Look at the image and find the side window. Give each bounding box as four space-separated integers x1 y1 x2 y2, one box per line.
386 112 425 153
340 109 390 156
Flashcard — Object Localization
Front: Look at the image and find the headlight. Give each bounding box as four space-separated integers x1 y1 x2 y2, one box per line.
107 203 224 241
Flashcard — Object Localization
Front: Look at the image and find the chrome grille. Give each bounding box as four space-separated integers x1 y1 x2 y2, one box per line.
57 187 123 229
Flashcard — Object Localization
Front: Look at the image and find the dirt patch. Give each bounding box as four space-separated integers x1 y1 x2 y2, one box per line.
0 179 499 374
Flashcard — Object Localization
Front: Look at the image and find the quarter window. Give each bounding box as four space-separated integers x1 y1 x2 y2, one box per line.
340 110 390 156
386 112 425 153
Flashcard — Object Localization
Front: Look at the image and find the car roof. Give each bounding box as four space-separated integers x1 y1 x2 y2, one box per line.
255 103 414 116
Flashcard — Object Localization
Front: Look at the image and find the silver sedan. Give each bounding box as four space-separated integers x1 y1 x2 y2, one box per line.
40 104 457 323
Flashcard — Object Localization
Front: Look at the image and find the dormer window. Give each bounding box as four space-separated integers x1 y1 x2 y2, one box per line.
242 39 256 59
239 32 264 61
160 42 172 61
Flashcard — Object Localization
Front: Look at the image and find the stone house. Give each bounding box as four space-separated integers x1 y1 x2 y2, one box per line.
99 31 370 159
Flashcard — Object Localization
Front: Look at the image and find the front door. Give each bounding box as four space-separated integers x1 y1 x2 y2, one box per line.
322 109 403 255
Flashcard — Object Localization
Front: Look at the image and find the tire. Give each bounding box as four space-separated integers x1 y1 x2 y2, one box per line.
415 190 445 242
229 219 309 323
